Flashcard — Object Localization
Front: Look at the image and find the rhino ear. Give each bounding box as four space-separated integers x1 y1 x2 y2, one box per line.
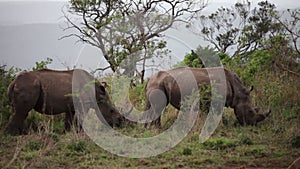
101 82 107 88
249 86 254 92
99 85 106 94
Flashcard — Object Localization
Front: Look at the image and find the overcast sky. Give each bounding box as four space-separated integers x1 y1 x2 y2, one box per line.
0 0 297 8
0 0 298 72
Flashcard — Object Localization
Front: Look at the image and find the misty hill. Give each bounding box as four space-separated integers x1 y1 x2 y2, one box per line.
0 23 87 70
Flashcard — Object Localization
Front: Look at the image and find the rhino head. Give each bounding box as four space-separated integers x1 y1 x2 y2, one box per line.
232 86 271 125
95 82 125 127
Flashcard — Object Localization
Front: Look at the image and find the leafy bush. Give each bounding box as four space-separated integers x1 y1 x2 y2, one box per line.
175 46 221 68
0 65 20 127
32 57 53 71
291 135 300 148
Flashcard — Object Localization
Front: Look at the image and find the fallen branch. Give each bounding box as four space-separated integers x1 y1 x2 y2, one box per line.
4 139 21 169
276 63 300 77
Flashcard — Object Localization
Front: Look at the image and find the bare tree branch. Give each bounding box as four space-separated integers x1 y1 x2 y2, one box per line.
62 0 207 77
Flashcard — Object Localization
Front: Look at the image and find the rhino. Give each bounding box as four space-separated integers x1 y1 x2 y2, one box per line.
5 69 123 135
143 67 271 128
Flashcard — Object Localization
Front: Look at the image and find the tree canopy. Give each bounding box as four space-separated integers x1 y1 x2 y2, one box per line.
63 0 207 80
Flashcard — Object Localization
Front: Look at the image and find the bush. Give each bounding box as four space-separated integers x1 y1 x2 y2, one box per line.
0 65 20 127
291 135 300 148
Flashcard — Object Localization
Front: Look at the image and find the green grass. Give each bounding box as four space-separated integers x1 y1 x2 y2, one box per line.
0 108 299 169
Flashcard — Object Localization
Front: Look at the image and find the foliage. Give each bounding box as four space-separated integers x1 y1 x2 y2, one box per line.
276 8 300 55
182 50 203 68
32 57 53 71
291 135 300 148
175 45 220 68
196 0 299 58
0 65 20 126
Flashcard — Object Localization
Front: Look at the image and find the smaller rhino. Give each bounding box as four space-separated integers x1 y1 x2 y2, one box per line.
6 69 123 135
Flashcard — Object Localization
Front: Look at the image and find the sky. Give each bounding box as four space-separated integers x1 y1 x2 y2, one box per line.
0 0 297 7
0 0 298 73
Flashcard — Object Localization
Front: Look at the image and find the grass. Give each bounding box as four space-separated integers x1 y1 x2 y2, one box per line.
0 108 299 169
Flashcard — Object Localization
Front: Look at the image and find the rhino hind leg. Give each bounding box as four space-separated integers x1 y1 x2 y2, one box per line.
143 89 168 129
6 79 40 135
6 106 32 135
64 111 75 132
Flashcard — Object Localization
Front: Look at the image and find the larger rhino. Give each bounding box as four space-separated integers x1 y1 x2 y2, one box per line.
6 69 123 135
143 67 270 128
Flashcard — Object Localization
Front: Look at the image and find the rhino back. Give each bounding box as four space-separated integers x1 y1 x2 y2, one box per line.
32 69 75 114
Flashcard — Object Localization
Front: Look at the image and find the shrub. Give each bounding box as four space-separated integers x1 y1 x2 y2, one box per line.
0 65 20 127
291 135 300 148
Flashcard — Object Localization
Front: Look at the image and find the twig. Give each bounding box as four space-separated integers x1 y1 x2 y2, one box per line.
91 66 111 74
4 138 21 169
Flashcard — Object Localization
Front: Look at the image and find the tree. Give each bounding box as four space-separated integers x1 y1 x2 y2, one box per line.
175 45 220 68
192 1 251 54
238 1 283 55
275 8 300 55
63 0 207 81
195 1 284 57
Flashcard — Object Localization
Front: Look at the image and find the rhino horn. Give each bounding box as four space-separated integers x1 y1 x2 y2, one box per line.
254 109 272 125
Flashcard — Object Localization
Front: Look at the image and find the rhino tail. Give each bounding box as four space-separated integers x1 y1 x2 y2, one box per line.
7 79 16 105
265 109 272 117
